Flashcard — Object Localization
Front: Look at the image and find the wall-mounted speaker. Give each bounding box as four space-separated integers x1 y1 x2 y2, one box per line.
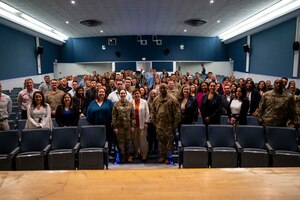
164 48 170 55
156 40 162 45
115 50 121 58
37 46 44 55
108 38 117 45
141 40 147 45
293 41 300 51
243 44 250 53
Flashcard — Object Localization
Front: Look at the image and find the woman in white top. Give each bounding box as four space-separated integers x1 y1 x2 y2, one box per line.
227 86 249 125
131 88 150 161
25 91 52 130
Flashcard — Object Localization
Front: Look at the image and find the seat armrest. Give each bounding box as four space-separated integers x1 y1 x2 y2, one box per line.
104 141 109 169
175 128 179 137
178 141 183 152
265 143 274 155
235 141 243 153
178 140 183 169
72 142 80 154
8 147 20 158
104 141 109 153
42 144 51 156
207 141 213 152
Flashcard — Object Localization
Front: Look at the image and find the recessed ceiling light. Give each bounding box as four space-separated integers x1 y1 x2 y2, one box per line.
100 30 103 33
65 21 69 24
184 29 187 32
217 20 221 23
71 1 76 4
210 0 214 4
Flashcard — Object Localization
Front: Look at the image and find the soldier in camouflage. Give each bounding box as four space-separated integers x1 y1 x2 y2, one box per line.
257 79 298 127
152 83 181 164
112 89 135 163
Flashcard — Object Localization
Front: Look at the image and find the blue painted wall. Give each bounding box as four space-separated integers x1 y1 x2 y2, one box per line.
0 17 298 80
0 24 60 80
40 39 60 74
60 35 228 63
115 62 136 72
0 24 37 80
152 61 173 72
226 37 247 72
250 18 296 77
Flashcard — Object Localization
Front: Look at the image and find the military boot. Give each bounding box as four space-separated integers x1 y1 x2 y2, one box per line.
127 156 133 163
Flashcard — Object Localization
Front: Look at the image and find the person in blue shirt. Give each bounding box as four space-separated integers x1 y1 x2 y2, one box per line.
86 87 114 154
145 68 155 89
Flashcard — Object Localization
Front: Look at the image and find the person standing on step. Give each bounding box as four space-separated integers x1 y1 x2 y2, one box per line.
112 89 135 164
0 82 12 130
152 83 181 164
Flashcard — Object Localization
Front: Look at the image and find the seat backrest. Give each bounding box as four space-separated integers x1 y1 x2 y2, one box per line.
180 125 206 147
220 115 229 125
247 116 260 126
208 125 235 147
0 130 19 154
298 128 300 145
20 129 50 152
8 112 17 120
197 116 203 124
52 118 59 127
51 127 78 150
78 117 89 127
266 126 298 151
236 125 265 149
11 106 19 113
17 119 27 130
8 120 15 130
80 125 106 148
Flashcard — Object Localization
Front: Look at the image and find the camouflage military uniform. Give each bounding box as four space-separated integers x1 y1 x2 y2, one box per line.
112 99 135 161
295 95 300 116
257 89 298 127
152 94 181 159
167 89 180 100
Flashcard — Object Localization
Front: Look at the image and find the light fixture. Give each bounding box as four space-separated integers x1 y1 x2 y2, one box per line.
65 21 69 24
0 2 68 43
71 1 76 4
180 44 184 50
102 45 106 50
184 29 187 32
210 0 214 4
217 20 220 23
21 13 53 31
100 30 103 33
0 1 19 13
218 0 300 41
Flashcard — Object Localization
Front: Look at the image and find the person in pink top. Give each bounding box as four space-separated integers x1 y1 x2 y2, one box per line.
196 82 209 114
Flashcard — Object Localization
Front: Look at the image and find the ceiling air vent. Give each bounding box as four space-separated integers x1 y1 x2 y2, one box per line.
184 18 207 26
79 19 103 27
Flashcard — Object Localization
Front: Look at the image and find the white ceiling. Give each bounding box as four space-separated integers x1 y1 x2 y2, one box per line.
0 0 284 38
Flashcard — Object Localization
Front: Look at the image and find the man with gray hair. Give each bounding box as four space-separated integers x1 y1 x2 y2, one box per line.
0 82 12 130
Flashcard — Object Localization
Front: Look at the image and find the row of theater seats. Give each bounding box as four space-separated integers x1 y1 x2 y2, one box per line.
198 115 260 126
0 126 108 171
178 125 300 168
8 117 89 133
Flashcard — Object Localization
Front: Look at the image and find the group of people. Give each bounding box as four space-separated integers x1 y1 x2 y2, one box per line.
0 68 299 164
